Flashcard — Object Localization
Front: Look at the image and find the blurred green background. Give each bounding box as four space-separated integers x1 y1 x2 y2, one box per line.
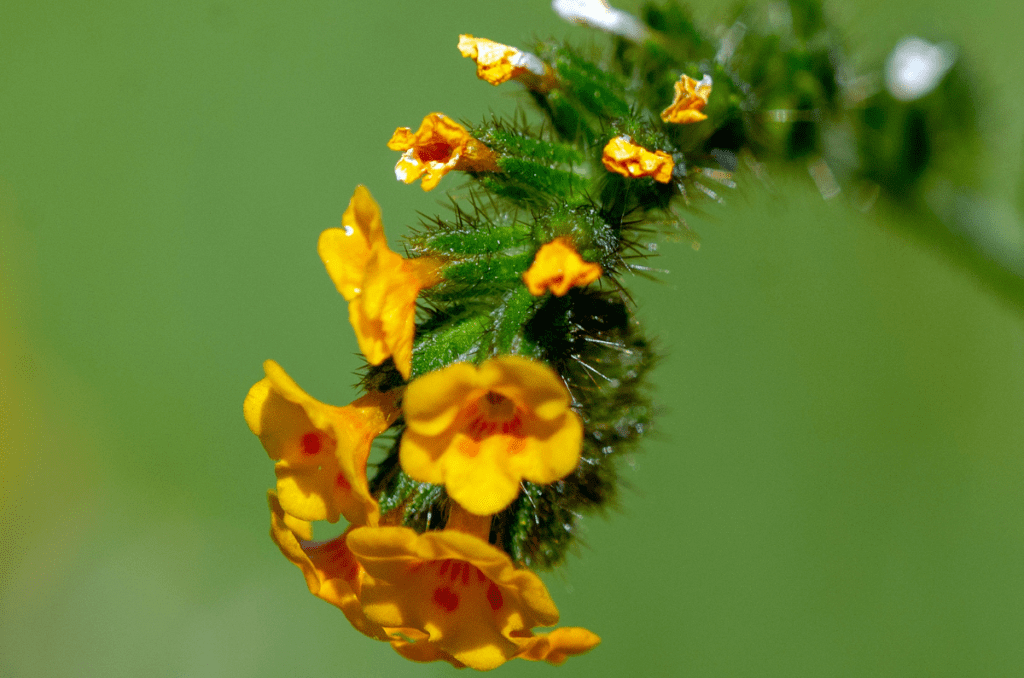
3 0 1024 676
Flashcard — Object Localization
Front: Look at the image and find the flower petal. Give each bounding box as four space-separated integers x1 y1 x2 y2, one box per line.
318 185 387 301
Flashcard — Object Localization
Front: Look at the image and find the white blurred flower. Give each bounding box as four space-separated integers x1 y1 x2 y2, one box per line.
552 0 649 42
885 36 956 102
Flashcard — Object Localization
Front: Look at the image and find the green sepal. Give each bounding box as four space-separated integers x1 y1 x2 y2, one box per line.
410 314 488 379
418 222 532 257
440 252 534 288
474 125 584 165
490 285 541 357
482 158 587 204
529 89 596 144
544 45 632 120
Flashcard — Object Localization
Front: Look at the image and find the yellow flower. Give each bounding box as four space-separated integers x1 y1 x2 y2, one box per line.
318 186 442 379
387 113 499 191
457 34 555 92
267 491 392 640
346 525 561 670
660 73 712 124
244 359 400 525
601 135 675 183
400 356 583 516
523 237 603 297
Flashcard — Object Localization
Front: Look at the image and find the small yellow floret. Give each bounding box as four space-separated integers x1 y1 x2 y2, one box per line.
660 73 712 124
457 34 555 91
400 356 583 516
523 237 602 297
388 113 499 191
601 135 675 183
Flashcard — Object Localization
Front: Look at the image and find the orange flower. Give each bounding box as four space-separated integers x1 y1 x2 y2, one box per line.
318 186 441 379
457 34 555 92
523 237 603 296
346 525 562 670
400 356 583 516
244 359 400 525
267 491 392 640
387 113 499 191
601 135 675 183
660 73 712 124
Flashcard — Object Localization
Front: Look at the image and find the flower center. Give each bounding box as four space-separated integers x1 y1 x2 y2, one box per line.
480 391 516 421
415 140 455 164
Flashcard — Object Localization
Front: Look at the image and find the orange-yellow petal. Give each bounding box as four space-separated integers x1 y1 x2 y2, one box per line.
601 135 675 183
457 34 554 91
244 360 400 525
346 526 560 670
513 627 601 664
267 491 392 640
387 113 499 191
523 237 603 296
400 356 583 516
660 73 712 124
348 245 422 380
318 185 388 301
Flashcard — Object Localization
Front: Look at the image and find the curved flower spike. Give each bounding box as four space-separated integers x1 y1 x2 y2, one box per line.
244 359 401 525
400 355 583 516
602 135 675 183
346 526 561 670
318 186 442 378
661 73 712 124
388 113 500 191
523 237 603 297
457 34 555 92
267 491 392 640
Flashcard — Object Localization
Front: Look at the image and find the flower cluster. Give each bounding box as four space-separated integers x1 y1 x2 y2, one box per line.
242 0 994 668
246 6 728 670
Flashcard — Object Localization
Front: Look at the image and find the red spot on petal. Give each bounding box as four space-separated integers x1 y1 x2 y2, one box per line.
476 569 487 583
450 562 463 582
301 432 321 455
335 473 351 491
438 560 451 577
486 582 503 611
416 141 454 164
433 586 459 612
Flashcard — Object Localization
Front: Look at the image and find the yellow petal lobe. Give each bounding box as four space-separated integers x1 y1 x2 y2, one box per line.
601 135 675 183
660 73 712 124
318 185 387 301
523 237 603 297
